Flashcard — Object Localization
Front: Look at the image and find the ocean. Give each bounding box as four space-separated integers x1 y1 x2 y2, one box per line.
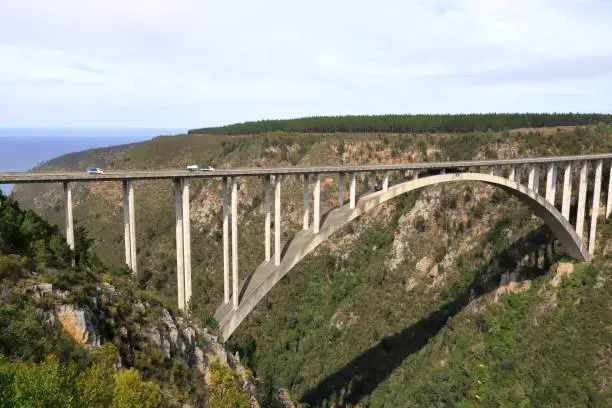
0 128 185 194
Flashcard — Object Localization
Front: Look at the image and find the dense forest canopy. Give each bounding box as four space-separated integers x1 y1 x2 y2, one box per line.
188 113 612 135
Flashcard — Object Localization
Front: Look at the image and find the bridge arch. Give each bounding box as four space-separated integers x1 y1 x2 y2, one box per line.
215 172 589 340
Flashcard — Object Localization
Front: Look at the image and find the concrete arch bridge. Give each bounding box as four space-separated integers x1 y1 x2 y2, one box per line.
2 154 611 340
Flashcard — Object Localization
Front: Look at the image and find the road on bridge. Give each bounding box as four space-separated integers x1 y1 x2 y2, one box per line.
2 153 612 184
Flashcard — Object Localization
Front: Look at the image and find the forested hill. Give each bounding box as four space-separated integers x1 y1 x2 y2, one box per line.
188 113 612 135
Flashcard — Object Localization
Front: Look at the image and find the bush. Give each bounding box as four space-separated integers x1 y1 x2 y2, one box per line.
111 368 166 408
207 359 252 408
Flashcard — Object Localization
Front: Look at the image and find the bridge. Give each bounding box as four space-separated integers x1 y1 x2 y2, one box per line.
2 153 612 340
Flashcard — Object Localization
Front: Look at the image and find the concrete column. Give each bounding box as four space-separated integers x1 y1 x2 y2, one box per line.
338 173 345 206
274 175 281 266
174 179 185 311
349 172 356 209
532 166 540 194
589 160 603 255
508 166 516 181
264 176 271 262
562 162 572 221
182 178 191 307
231 177 238 310
412 171 419 180
314 173 321 233
122 180 136 272
128 180 137 273
514 166 522 184
222 177 229 304
382 172 390 191
527 166 536 190
607 161 612 218
576 161 588 239
493 166 501 177
546 164 557 205
302 175 309 230
63 182 74 251
122 181 131 268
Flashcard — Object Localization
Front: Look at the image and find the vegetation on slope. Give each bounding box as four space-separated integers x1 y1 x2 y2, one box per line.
188 113 612 135
11 124 612 407
0 192 258 407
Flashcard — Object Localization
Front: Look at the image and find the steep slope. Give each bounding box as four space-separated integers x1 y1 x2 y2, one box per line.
0 192 265 407
11 124 612 406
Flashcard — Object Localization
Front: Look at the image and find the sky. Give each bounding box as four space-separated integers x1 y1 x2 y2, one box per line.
1 0 611 129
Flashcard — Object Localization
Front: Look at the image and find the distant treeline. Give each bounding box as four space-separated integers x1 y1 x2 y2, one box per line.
188 113 612 135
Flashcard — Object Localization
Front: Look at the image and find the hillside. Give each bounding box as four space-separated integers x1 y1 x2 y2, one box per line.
0 191 268 407
11 124 612 407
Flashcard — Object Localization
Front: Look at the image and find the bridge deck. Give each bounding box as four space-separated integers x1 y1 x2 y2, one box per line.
2 153 612 183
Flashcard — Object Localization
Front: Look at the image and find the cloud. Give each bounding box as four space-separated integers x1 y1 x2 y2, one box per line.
0 0 611 127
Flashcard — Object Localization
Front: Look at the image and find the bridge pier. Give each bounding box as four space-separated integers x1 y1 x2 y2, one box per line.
274 175 281 266
303 175 309 230
589 160 603 255
514 165 522 184
264 175 271 261
174 178 186 311
183 179 192 306
231 177 239 309
383 172 390 191
527 166 536 190
314 173 321 233
562 162 572 221
607 162 612 218
546 164 557 205
527 165 540 193
222 177 230 304
349 172 356 209
576 161 588 239
122 180 137 273
338 173 345 206
63 182 74 251
173 178 192 310
508 165 516 181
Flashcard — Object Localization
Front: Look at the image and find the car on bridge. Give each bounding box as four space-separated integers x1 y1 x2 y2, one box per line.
186 165 215 172
86 167 104 174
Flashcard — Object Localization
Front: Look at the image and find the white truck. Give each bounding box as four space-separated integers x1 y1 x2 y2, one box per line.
186 165 215 172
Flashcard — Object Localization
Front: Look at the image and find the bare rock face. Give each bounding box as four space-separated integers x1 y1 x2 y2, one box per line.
56 304 101 349
494 270 532 302
31 280 265 407
279 389 305 408
330 309 358 330
404 277 418 292
415 255 436 275
551 262 574 287
386 189 442 271
30 283 53 299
